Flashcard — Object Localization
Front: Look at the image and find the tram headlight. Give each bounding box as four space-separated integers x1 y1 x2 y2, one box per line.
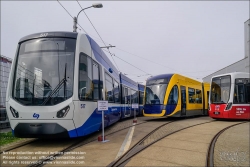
57 106 70 118
10 106 19 118
225 102 232 111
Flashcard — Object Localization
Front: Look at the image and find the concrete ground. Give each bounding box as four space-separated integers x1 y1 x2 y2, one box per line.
213 122 249 167
126 120 243 166
45 119 166 167
0 117 248 167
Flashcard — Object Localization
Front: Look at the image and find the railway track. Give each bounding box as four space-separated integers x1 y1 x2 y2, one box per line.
0 139 38 154
32 117 204 167
0 117 151 155
206 121 248 167
108 118 215 167
25 117 156 167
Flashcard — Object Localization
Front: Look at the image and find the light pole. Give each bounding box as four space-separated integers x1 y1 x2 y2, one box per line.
73 3 103 32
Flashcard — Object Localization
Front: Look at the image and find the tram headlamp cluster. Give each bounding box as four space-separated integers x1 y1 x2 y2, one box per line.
57 106 70 118
10 106 19 118
225 102 232 111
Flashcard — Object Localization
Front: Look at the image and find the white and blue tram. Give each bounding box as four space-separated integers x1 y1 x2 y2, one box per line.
120 74 142 118
6 31 144 138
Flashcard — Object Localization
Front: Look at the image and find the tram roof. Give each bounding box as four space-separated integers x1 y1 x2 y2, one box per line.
86 35 120 82
147 74 174 81
120 73 138 90
212 72 250 79
19 31 78 43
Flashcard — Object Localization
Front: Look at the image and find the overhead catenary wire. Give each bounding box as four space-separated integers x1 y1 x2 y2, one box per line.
57 0 119 72
57 0 88 34
115 47 217 76
57 1 213 80
76 0 107 47
57 0 73 19
103 49 151 76
76 0 120 72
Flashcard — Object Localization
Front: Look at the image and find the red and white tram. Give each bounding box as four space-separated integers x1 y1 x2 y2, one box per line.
209 72 250 120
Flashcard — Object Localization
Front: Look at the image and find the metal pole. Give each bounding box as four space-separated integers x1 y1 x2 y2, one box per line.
102 110 104 142
134 108 136 119
73 17 77 32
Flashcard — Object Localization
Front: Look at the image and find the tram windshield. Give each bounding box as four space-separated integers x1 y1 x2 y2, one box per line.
210 75 231 104
145 79 168 105
13 38 76 106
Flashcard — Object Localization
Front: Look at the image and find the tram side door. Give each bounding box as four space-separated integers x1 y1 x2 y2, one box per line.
180 86 186 116
124 88 131 117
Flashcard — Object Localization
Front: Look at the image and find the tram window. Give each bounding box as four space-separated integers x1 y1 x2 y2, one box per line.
79 53 93 100
127 88 131 104
92 61 100 100
188 88 195 103
245 83 250 103
122 87 128 104
105 73 114 102
131 90 138 104
167 85 178 105
114 80 120 103
196 89 202 103
234 84 245 103
139 91 144 104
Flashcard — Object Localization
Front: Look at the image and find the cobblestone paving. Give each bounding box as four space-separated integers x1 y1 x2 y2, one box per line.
214 122 250 167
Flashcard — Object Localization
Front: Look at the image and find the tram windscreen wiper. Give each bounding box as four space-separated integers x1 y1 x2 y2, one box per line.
42 63 67 105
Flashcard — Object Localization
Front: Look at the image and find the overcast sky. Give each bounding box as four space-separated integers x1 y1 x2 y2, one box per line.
1 1 249 83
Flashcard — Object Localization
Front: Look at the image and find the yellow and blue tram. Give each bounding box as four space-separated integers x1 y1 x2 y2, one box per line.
143 73 210 117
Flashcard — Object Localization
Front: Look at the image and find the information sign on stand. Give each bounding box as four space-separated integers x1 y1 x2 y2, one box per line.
98 101 108 111
98 101 109 143
132 103 139 109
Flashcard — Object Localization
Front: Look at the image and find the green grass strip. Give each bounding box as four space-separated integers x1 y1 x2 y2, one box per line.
0 132 22 147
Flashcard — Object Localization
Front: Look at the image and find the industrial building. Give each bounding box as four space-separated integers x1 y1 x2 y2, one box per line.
0 55 12 128
203 19 250 82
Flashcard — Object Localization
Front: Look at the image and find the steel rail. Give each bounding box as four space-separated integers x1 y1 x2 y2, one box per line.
0 139 38 154
205 121 247 167
27 119 149 167
108 120 215 167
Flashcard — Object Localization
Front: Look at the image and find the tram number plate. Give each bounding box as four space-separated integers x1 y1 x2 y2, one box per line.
214 112 220 115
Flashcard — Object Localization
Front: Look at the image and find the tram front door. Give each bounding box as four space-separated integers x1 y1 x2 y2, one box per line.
180 86 186 116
